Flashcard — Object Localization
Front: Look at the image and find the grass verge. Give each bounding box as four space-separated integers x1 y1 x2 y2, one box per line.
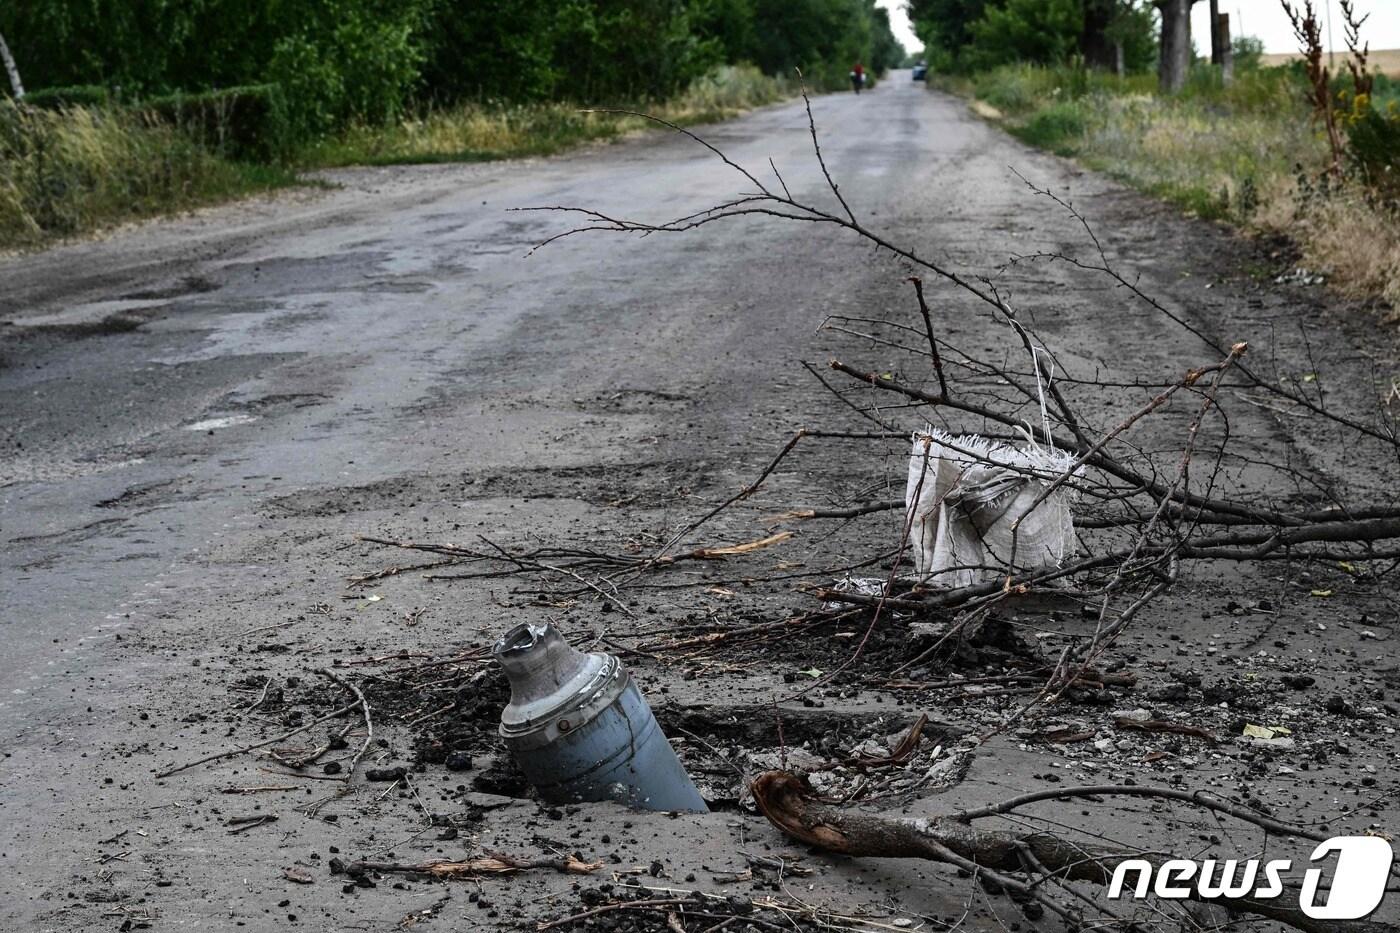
938 63 1400 308
0 100 296 251
301 65 796 167
0 65 798 251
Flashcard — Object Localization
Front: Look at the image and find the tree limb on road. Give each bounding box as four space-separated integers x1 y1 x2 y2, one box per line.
752 771 1399 933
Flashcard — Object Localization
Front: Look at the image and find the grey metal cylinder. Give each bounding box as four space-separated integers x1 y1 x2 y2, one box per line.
494 622 708 813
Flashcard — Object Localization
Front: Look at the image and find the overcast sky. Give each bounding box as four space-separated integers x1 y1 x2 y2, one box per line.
876 0 1400 55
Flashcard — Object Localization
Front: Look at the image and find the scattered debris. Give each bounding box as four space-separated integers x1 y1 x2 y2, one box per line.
751 770 1392 933
330 853 601 880
906 429 1078 588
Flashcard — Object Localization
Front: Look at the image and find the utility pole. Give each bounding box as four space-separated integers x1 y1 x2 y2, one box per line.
1219 13 1234 83
1209 0 1223 65
0 30 24 101
1325 0 1335 69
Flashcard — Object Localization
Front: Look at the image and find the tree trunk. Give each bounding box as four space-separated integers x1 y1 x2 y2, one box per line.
0 29 23 101
1080 0 1118 70
1219 12 1234 84
1156 0 1193 93
1208 0 1223 64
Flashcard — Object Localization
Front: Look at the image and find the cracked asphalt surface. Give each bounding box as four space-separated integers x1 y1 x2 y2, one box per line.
3 73 1399 931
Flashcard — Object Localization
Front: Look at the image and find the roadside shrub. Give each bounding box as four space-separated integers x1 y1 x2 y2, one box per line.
970 66 1055 114
1287 189 1400 307
266 35 345 139
664 64 793 120
22 85 112 109
0 99 284 248
965 0 1081 70
266 13 422 141
1012 100 1085 154
969 64 1153 115
303 64 793 168
142 85 291 160
327 11 423 124
959 59 1398 306
1344 101 1400 202
1232 35 1265 71
1179 63 1302 113
1371 74 1399 112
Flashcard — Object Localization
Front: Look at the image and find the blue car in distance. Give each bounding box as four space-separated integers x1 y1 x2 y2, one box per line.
912 60 928 80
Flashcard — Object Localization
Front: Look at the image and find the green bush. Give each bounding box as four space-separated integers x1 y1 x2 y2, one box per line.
141 85 291 160
965 0 1081 70
0 99 288 247
1346 104 1400 201
1011 99 1085 153
970 65 1054 113
1371 73 1400 112
303 64 793 168
969 63 1151 114
266 35 347 139
21 85 112 109
1179 61 1302 113
911 0 1156 74
2 0 900 129
1232 35 1265 71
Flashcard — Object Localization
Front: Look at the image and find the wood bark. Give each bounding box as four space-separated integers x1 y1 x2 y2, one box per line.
1219 13 1234 83
751 771 1399 933
1156 0 1195 92
1080 0 1119 70
0 29 23 100
1208 0 1223 63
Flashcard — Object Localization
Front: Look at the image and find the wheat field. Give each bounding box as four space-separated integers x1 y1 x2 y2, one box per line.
1260 48 1400 75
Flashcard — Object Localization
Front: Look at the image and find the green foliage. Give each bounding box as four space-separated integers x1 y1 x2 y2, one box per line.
1345 98 1400 202
1179 61 1307 114
305 64 791 166
966 0 1082 69
1105 1 1157 73
869 7 907 72
910 0 1155 73
908 0 987 71
0 98 291 248
264 7 423 138
953 62 1346 226
548 0 718 101
0 1 897 249
1010 99 1086 153
1 0 901 147
20 85 112 109
1371 73 1400 112
967 63 1150 113
1232 35 1265 71
142 85 291 160
415 1 564 102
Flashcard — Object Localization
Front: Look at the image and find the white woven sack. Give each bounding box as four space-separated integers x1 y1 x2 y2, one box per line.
905 429 1077 588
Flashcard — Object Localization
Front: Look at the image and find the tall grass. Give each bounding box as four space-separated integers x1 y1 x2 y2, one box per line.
0 65 796 249
304 64 795 167
942 63 1400 309
0 99 290 250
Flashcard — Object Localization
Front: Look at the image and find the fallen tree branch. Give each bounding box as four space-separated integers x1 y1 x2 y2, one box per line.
317 667 373 782
331 852 601 880
155 698 361 779
751 771 1398 933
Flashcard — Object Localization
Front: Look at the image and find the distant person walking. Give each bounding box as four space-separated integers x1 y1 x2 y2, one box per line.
850 62 865 94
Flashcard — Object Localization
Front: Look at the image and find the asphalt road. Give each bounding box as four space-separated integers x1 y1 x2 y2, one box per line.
3 72 1397 931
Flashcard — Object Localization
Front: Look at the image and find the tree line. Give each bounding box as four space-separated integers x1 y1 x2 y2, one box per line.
908 0 1159 75
0 0 903 132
